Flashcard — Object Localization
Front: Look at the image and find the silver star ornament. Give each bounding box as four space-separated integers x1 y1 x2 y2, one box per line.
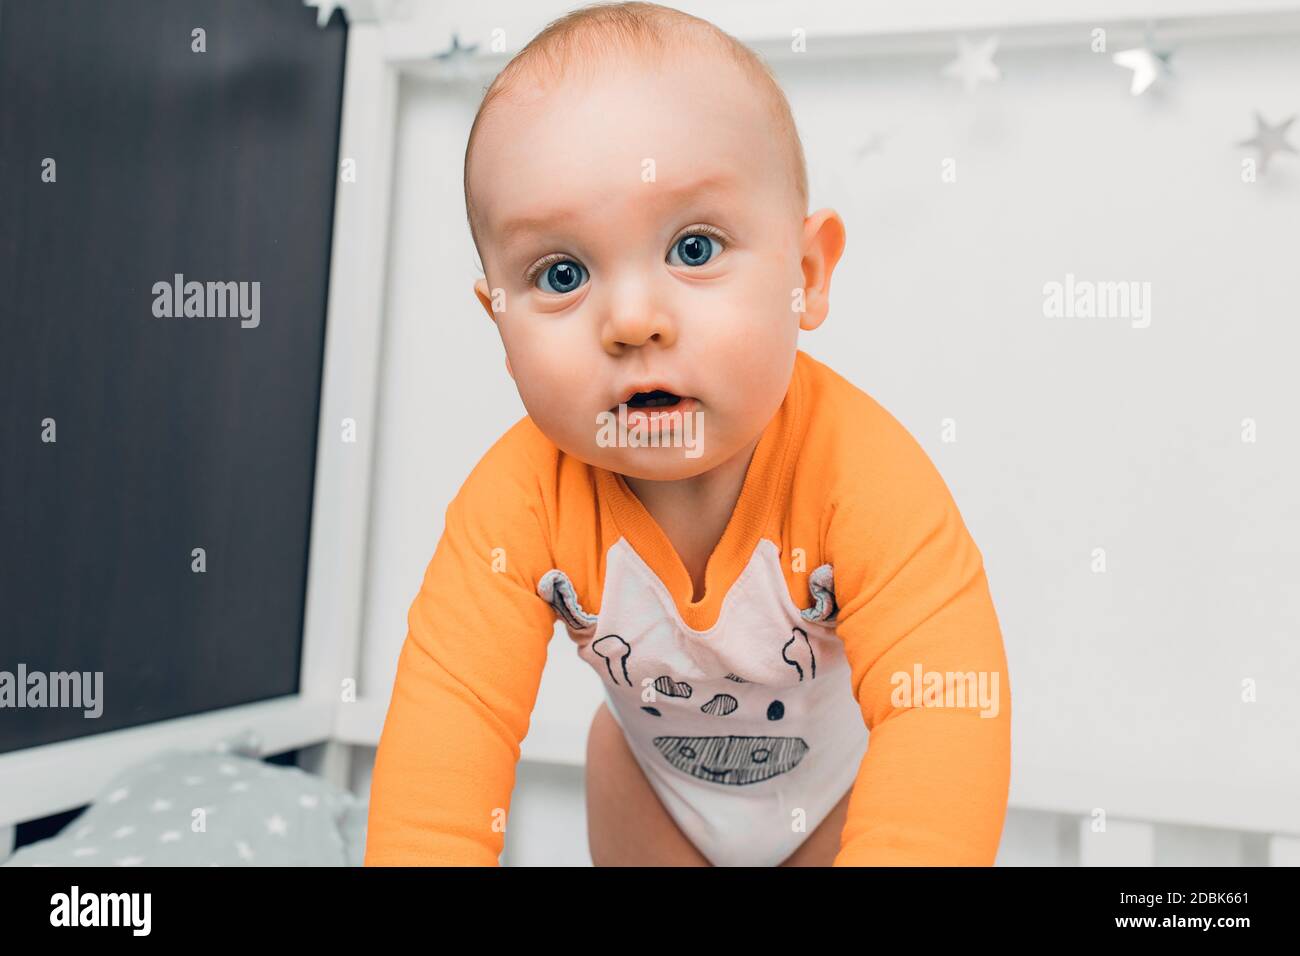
1112 26 1175 97
942 36 1002 93
1237 112 1298 174
432 32 479 79
1112 47 1174 96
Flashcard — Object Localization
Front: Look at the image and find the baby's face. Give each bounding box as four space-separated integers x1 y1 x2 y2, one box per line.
470 55 839 480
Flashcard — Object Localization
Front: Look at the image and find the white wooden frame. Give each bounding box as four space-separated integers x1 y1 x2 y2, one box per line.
4 1 1299 865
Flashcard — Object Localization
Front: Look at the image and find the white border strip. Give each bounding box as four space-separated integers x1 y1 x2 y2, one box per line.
298 23 399 787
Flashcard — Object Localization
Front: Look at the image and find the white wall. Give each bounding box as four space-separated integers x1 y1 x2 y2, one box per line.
356 13 1300 864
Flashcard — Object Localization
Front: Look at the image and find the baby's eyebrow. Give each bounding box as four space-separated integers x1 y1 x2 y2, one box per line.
495 171 737 250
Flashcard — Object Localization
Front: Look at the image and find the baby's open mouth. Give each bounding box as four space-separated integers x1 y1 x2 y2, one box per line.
624 389 681 409
607 388 699 417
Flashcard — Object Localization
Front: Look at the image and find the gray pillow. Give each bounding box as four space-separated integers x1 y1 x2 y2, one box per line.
5 739 366 867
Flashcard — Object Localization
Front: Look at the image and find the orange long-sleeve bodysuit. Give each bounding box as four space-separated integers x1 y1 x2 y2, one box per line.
364 349 1011 866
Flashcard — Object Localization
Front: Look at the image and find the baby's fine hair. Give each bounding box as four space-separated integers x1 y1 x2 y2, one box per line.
462 1 809 259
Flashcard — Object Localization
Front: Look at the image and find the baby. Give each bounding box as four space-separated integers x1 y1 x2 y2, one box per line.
365 1 1011 867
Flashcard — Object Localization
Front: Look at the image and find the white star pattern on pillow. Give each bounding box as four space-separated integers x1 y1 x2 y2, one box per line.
5 749 364 867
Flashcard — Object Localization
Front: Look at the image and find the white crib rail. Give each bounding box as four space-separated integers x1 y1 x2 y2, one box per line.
5 694 1296 865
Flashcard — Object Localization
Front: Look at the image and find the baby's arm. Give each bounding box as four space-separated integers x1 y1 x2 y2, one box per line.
364 435 556 866
826 406 1011 866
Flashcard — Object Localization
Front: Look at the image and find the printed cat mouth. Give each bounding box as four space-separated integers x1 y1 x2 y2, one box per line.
653 734 808 786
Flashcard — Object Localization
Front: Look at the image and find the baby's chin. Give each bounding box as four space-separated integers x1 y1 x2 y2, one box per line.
558 436 722 481
535 403 717 479
597 448 718 482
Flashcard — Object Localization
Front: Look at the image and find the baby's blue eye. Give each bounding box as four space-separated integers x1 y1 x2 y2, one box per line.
668 233 719 268
535 260 588 294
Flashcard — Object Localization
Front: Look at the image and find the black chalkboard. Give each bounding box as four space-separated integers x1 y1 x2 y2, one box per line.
0 0 347 752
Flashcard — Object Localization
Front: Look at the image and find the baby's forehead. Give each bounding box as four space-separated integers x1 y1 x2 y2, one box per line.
488 47 769 140
546 39 758 94
471 60 790 236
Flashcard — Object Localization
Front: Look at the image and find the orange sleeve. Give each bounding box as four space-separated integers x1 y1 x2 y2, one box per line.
825 404 1011 866
364 426 558 866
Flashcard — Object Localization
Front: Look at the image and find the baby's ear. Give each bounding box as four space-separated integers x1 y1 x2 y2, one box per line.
473 277 498 321
798 208 847 332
